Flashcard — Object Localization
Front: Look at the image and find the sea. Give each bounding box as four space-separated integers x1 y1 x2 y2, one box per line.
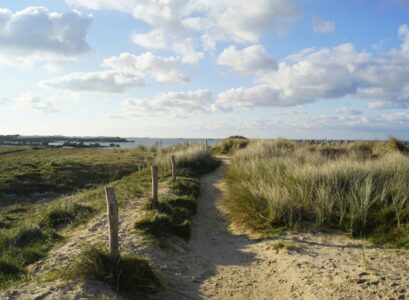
49 138 223 149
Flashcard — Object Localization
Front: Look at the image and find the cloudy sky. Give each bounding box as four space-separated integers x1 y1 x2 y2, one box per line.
1 0 409 139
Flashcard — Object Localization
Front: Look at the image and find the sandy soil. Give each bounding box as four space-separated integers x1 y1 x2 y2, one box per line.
1 159 409 299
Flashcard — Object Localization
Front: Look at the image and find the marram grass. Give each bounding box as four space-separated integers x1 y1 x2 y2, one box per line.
224 139 409 247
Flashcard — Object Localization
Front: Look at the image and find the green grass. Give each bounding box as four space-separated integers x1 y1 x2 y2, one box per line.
224 138 409 248
135 145 220 242
136 178 199 241
0 147 156 287
70 245 160 299
0 146 150 198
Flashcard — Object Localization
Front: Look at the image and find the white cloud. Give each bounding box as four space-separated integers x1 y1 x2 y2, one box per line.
42 70 145 93
338 106 363 115
312 19 335 33
132 29 168 50
217 45 277 74
0 7 92 66
65 0 301 61
198 0 302 48
123 89 213 116
42 52 189 93
132 30 203 64
216 25 409 110
103 52 189 83
14 93 58 113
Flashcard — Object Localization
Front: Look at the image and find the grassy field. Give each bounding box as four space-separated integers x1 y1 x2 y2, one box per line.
0 146 152 202
0 146 157 287
224 138 409 248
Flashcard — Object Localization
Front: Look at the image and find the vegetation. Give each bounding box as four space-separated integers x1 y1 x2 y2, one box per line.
224 139 409 248
211 136 250 155
0 147 155 287
135 144 220 242
0 146 149 198
70 245 160 299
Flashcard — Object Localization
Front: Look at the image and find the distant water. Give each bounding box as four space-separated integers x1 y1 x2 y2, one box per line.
49 138 223 149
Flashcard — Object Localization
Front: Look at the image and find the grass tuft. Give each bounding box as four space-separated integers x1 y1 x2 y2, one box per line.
71 245 160 299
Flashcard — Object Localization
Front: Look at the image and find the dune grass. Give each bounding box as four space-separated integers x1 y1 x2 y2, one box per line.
70 245 160 299
224 138 409 248
135 145 220 242
211 136 250 155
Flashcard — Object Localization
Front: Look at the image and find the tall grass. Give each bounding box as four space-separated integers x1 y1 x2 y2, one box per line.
211 136 250 155
155 143 219 175
224 139 409 247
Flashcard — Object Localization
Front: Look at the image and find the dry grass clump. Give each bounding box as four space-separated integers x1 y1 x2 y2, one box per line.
70 245 160 299
224 138 409 247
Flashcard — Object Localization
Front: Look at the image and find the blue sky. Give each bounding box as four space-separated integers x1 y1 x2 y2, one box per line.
1 0 409 139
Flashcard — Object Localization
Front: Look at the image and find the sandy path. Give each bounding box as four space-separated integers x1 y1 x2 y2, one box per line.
1 159 409 299
157 158 409 300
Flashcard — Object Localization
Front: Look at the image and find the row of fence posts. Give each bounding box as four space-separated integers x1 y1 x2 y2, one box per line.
104 154 179 260
104 140 209 260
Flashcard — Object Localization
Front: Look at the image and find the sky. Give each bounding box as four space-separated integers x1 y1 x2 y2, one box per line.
1 0 409 139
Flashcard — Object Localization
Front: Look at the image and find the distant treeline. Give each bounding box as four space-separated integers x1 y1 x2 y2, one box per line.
0 135 131 146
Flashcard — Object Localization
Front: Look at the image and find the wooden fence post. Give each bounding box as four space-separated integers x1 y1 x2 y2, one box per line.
205 139 208 150
105 187 119 261
186 140 189 148
171 155 177 184
151 165 159 207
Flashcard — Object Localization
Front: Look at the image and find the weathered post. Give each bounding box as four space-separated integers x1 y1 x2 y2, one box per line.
105 187 119 261
186 139 189 148
171 155 177 184
205 139 208 150
151 165 159 207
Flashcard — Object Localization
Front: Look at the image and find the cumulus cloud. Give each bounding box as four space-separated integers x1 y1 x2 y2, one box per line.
65 0 301 62
216 25 409 111
198 0 302 48
14 93 58 113
123 89 213 116
42 52 189 93
0 7 92 65
103 52 189 83
312 19 335 33
217 45 277 75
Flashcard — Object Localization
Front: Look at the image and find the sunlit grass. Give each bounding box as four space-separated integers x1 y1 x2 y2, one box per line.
224 138 409 247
